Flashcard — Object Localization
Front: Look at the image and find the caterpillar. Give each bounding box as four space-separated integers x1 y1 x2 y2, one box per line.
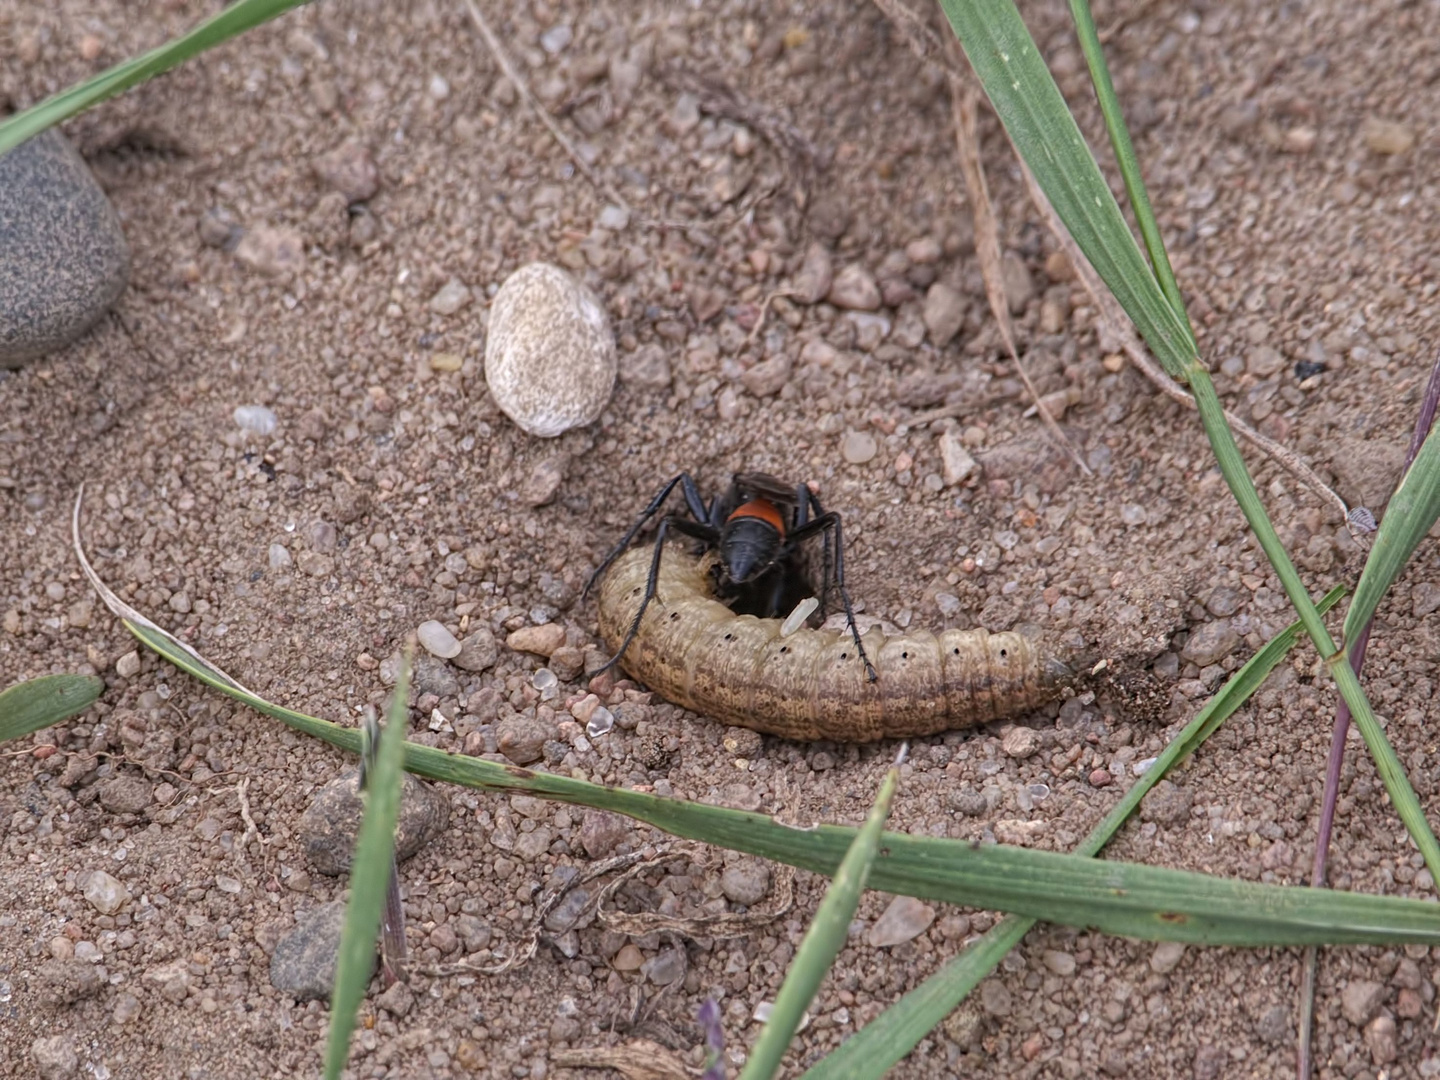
595 545 1078 742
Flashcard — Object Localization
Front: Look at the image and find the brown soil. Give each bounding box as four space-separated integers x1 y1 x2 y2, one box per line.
3 1 1439 1077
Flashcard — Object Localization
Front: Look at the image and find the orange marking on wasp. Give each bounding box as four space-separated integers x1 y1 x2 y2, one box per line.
725 498 786 534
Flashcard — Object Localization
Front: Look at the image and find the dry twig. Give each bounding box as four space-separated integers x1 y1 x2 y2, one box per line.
461 0 630 213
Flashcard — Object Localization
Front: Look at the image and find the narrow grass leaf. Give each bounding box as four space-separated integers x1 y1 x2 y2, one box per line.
1066 0 1192 340
0 674 104 743
110 608 1440 948
1343 427 1440 647
935 0 1193 379
323 659 411 1080
0 0 307 157
804 588 1344 1078
741 755 902 1080
937 0 1440 886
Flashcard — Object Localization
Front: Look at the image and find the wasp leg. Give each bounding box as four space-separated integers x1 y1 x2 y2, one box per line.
584 473 709 599
789 510 877 681
588 515 716 677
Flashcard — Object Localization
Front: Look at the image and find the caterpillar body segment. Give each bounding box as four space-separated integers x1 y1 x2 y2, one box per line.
595 546 1074 742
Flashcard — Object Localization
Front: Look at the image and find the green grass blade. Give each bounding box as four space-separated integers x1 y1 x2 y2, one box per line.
741 754 902 1080
114 610 1440 948
936 0 1440 888
323 657 411 1080
0 674 104 742
0 0 308 158
934 0 1193 380
804 588 1345 1078
1066 0 1193 342
1343 428 1440 646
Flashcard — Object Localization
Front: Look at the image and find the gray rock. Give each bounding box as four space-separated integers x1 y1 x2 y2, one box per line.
82 870 128 915
497 715 553 765
1341 979 1386 1025
938 430 975 487
1180 619 1239 667
720 857 771 906
1149 940 1186 973
300 769 450 876
827 264 881 311
1001 251 1034 313
34 959 103 1005
1330 438 1406 516
867 895 935 947
520 456 568 507
485 262 615 437
270 901 368 1001
453 628 500 672
31 1034 78 1080
923 282 966 347
618 343 671 389
97 774 152 814
791 242 834 305
741 354 791 398
579 809 628 858
0 130 130 366
412 655 460 698
313 140 380 203
417 620 462 659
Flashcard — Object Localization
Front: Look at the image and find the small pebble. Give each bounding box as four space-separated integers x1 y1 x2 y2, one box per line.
1001 252 1035 312
539 24 573 54
1180 619 1239 667
867 896 935 947
841 430 878 465
923 282 966 347
791 242 834 304
313 140 380 203
579 809 628 858
586 706 615 738
1149 941 1186 974
597 204 630 231
497 715 553 765
741 354 791 397
233 404 278 436
453 628 499 672
82 870 128 915
938 430 976 486
507 623 567 657
299 769 449 876
234 225 305 277
1341 979 1386 1025
31 1035 78 1080
428 278 472 315
827 264 881 311
720 858 772 906
642 947 685 985
417 620 462 659
0 129 130 367
97 774 152 814
485 262 616 437
270 901 359 1001
1042 950 1076 976
268 544 293 569
611 944 644 972
1001 727 1040 759
1362 116 1415 156
1089 768 1113 788
520 456 567 506
115 650 141 677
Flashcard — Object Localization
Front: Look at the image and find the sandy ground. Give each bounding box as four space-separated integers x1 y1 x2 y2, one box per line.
4 0 1440 1076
